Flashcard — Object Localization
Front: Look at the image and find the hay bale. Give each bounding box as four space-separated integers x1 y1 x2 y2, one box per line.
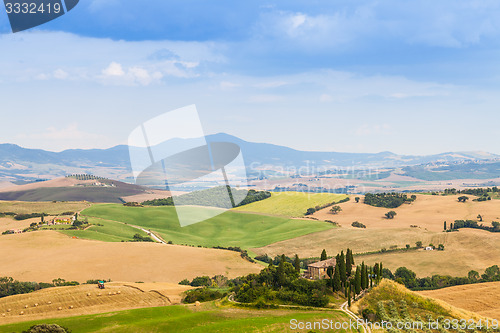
19 311 24 315
47 301 52 305
34 303 38 307
24 305 28 309
97 293 102 297
194 301 201 306
87 293 91 296
6 309 11 312
113 292 117 295
69 305 73 309
117 290 121 294
2 313 5 317
57 307 62 311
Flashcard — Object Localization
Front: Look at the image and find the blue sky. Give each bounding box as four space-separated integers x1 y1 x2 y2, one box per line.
1 0 500 154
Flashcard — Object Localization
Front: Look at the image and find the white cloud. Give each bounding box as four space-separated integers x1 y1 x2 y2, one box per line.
102 62 125 77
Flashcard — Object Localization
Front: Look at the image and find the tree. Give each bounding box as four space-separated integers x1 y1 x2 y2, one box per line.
458 196 469 203
347 284 351 307
306 208 316 215
477 214 483 222
355 197 360 203
320 249 327 261
294 254 301 273
346 249 352 276
416 241 423 248
326 266 334 279
394 267 417 288
450 222 453 230
41 215 44 224
330 205 342 214
333 265 341 292
339 252 347 287
411 195 417 201
385 211 397 219
354 267 361 294
361 262 368 290
468 270 480 282
437 244 445 251
443 221 447 231
405 244 410 249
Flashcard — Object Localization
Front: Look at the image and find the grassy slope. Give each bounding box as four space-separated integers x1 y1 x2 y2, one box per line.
232 192 347 217
354 279 489 330
80 204 333 249
60 217 150 242
0 304 357 333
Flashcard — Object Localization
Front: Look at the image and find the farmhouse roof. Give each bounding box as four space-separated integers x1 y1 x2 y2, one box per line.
308 258 336 268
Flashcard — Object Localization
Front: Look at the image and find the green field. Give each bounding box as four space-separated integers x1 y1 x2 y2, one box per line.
232 192 348 217
59 217 151 242
80 204 333 250
0 304 357 333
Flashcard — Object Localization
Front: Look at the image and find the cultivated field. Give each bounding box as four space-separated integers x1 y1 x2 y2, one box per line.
232 192 347 217
312 194 500 232
0 201 91 215
418 282 500 320
255 227 500 277
0 303 356 333
80 204 333 250
0 282 191 325
0 231 261 283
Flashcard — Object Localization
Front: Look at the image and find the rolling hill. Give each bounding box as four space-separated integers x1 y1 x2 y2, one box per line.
0 177 171 203
1 133 498 183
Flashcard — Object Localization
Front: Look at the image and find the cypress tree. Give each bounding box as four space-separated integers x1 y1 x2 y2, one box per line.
294 254 300 273
379 262 383 283
444 221 447 231
320 249 327 261
354 266 361 294
346 249 352 276
333 265 341 292
347 284 351 307
350 249 355 267
339 251 347 288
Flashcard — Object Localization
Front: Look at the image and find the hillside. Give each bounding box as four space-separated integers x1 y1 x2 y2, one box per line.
0 282 191 325
253 194 500 277
1 135 499 184
232 192 347 217
0 177 170 203
353 279 492 332
80 204 333 250
418 282 500 320
0 231 261 283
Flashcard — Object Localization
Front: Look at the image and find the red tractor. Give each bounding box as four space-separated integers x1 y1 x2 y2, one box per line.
98 281 105 289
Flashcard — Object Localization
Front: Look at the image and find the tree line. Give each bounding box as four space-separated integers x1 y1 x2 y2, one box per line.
386 265 500 291
364 193 416 209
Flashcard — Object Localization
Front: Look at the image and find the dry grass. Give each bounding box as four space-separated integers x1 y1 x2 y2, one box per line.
0 201 91 215
312 194 500 232
418 282 500 320
256 227 500 277
0 282 191 325
0 231 261 284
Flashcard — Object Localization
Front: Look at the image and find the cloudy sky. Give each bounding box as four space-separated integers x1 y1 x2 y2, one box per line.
1 1 500 154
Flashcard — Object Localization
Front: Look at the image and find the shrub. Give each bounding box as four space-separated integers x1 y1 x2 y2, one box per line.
184 288 224 303
22 324 70 333
351 221 366 228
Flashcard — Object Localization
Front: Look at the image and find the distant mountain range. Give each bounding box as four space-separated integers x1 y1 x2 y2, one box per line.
0 133 498 183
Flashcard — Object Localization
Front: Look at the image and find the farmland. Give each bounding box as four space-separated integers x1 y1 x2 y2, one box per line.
0 231 261 283
0 201 91 215
0 303 357 333
232 192 347 217
0 282 191 325
80 204 334 250
418 281 500 320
